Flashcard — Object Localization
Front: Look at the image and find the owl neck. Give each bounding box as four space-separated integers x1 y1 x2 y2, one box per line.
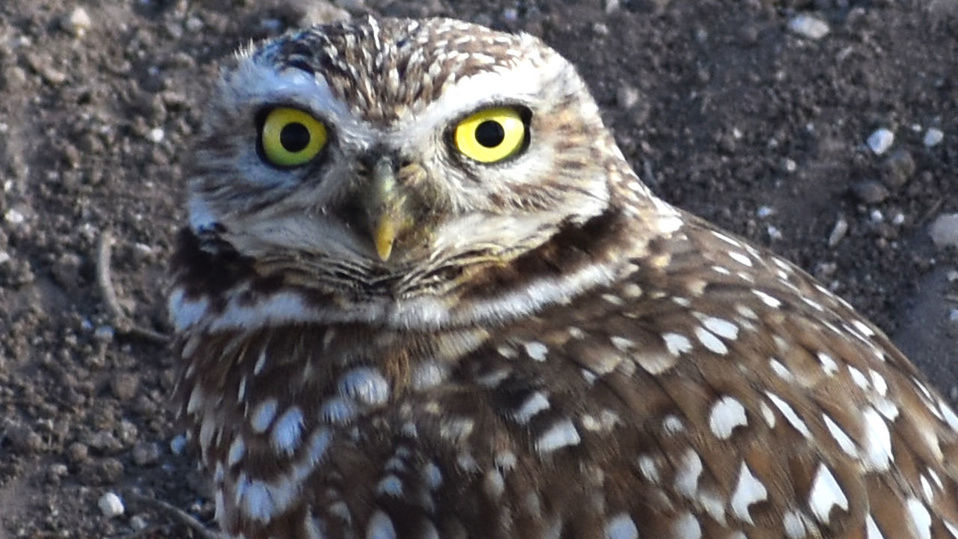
169 201 667 333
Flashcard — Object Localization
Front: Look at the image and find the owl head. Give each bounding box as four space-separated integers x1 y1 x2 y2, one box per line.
184 17 661 327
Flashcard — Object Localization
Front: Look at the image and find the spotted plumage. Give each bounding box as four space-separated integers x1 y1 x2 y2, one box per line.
170 16 958 538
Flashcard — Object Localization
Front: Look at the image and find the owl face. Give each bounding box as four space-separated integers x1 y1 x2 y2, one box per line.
187 17 622 302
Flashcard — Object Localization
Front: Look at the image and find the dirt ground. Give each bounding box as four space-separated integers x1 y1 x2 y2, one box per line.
0 0 955 536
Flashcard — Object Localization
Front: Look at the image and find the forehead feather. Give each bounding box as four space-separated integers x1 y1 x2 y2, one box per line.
242 17 557 122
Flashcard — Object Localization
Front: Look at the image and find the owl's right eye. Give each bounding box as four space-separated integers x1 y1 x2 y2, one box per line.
260 107 327 167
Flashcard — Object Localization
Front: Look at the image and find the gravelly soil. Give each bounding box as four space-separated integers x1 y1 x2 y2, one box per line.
0 0 955 536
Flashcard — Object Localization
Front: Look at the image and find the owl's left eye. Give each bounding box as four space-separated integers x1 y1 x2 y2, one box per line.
260 107 327 167
453 107 527 164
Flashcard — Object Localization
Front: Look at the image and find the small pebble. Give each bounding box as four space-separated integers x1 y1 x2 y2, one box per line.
132 441 161 466
766 225 783 241
111 372 139 401
756 206 775 218
788 14 830 40
828 215 848 247
924 128 943 147
616 85 640 110
5 209 25 224
60 7 92 37
94 325 115 343
130 515 149 531
851 180 889 204
881 149 915 189
98 492 125 518
930 213 958 248
169 434 187 455
867 128 895 155
147 128 165 143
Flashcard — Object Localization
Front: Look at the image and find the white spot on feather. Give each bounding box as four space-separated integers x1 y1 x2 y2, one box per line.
730 462 767 525
703 316 739 340
524 341 548 361
271 406 304 455
168 288 209 331
906 497 932 539
673 512 701 539
536 419 581 453
513 391 550 424
604 513 638 539
866 514 883 539
338 367 390 406
728 250 753 267
861 407 893 471
695 326 728 355
709 396 748 439
809 463 848 524
753 289 782 308
366 510 397 539
250 398 278 433
674 448 703 498
817 352 838 375
663 332 693 356
227 436 245 466
822 414 858 457
766 392 811 438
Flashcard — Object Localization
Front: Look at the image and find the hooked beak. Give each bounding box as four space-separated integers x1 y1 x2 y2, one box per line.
364 156 414 262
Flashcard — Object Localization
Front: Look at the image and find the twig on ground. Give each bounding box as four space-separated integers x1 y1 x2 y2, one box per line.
96 229 170 345
125 492 218 539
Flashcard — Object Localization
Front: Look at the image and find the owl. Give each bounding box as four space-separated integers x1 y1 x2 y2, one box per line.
169 16 958 539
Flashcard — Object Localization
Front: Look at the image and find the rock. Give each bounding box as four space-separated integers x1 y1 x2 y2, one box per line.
881 149 916 189
60 8 92 37
924 127 944 147
66 441 90 464
930 213 958 248
866 128 895 155
110 372 139 401
828 215 848 247
169 434 187 455
98 492 124 518
788 14 830 40
616 85 640 110
851 180 889 203
132 441 161 466
8 424 43 453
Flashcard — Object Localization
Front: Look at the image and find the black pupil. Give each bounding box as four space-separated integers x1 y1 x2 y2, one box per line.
475 120 505 148
280 122 310 153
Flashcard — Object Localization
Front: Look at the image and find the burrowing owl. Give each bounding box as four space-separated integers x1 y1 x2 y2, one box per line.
170 16 958 538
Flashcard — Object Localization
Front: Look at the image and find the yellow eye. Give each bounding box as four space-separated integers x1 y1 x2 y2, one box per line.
260 107 327 167
454 107 526 163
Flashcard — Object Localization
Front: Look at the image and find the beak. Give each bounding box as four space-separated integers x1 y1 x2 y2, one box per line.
365 156 412 262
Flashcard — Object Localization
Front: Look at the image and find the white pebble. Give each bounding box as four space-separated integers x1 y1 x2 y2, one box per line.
867 128 895 155
788 14 830 40
98 491 125 518
169 434 186 455
61 7 92 37
828 216 848 247
756 206 775 218
4 209 24 224
923 128 944 147
147 128 165 143
930 213 958 248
